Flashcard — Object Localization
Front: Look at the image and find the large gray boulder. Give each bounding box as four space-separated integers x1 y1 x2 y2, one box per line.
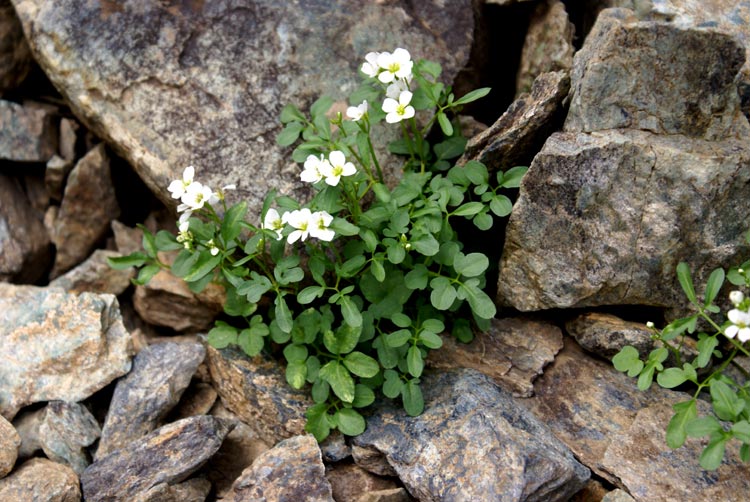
10 0 474 216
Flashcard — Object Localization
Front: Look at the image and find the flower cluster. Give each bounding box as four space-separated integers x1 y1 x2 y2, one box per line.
261 207 335 244
726 290 750 342
301 151 356 186
360 48 415 124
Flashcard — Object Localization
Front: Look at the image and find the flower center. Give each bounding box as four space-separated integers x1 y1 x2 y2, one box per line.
388 62 400 73
396 104 407 116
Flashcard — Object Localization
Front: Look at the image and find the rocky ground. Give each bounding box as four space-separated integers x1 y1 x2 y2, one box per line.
1 0 750 501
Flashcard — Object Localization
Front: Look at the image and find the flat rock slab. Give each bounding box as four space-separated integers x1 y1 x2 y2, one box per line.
353 369 589 501
0 99 57 161
82 415 233 502
205 344 311 444
0 458 80 502
230 434 333 502
50 249 134 295
97 341 205 458
0 415 19 478
0 284 134 420
427 317 563 397
497 129 750 311
11 0 473 215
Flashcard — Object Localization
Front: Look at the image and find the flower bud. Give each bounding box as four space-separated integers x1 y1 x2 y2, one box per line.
730 290 745 307
646 321 655 329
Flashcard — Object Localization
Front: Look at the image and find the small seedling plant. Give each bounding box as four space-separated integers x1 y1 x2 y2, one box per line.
112 48 527 441
613 232 750 469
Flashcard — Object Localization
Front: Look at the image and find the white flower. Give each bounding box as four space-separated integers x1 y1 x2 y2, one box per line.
301 154 327 184
726 308 750 342
282 208 313 244
319 150 356 186
361 51 381 78
309 211 335 242
262 208 284 240
168 166 195 199
180 181 214 210
176 220 193 250
376 48 413 83
178 210 192 228
730 290 745 307
207 239 220 256
646 321 655 329
386 79 409 99
382 90 415 124
209 183 237 206
346 100 368 121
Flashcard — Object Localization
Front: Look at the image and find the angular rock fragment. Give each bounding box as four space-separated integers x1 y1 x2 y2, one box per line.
169 382 217 421
0 0 32 93
132 478 211 502
427 317 563 397
565 312 653 359
51 143 120 277
230 434 333 502
38 401 101 475
0 284 133 420
353 369 589 501
355 488 411 502
0 173 51 283
0 415 20 478
50 249 134 295
82 415 233 502
205 345 311 444
326 463 399 502
0 99 57 161
45 154 74 202
96 341 205 458
0 458 80 502
58 117 79 162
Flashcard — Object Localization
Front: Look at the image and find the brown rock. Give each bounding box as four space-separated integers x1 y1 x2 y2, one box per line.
230 434 333 502
51 143 120 277
0 415 20 478
351 445 397 478
205 344 311 444
133 478 211 502
11 408 43 460
45 154 74 202
0 458 81 502
427 317 563 397
170 382 217 421
50 249 134 295
355 488 412 502
516 0 575 96
565 312 654 359
0 0 32 93
111 219 144 256
601 488 636 502
0 284 134 420
0 173 51 283
38 401 101 475
58 117 79 162
0 99 57 161
326 463 399 502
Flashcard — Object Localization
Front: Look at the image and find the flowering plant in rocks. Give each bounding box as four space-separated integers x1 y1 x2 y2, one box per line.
613 232 750 469
111 48 526 440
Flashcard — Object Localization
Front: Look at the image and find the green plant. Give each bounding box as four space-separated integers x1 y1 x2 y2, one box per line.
111 48 526 441
613 232 750 469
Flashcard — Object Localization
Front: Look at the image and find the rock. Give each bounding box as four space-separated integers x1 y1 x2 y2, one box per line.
133 478 211 502
0 284 133 420
22 172 49 212
570 479 609 502
133 268 224 332
516 0 575 96
96 341 205 458
11 408 43 459
50 143 120 277
12 0 473 216
50 249 134 295
352 445 397 478
0 415 20 478
497 129 750 311
0 458 80 501
601 488 636 502
111 220 144 255
459 71 569 173
0 99 57 161
45 154 74 202
326 463 399 502
38 401 101 475
355 488 411 502
203 401 270 499
565 312 653 359
600 400 750 501
0 173 51 283
427 317 563 397
58 117 79 162
230 434 333 502
0 0 32 93
169 382 217 421
81 415 233 502
319 430 351 463
352 369 589 501
565 9 749 140
205 344 311 444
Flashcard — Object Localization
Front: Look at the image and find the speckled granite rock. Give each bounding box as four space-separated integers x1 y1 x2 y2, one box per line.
38 401 101 475
0 415 19 478
0 99 57 161
0 458 80 502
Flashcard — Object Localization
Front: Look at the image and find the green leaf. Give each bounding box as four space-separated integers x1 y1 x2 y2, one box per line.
183 251 221 282
238 328 265 357
323 324 360 355
237 273 273 303
499 166 527 188
310 95 334 119
305 402 332 442
386 242 406 264
437 111 453 136
434 137 467 160
284 344 308 363
223 288 258 317
657 367 688 388
419 331 443 349
108 252 148 270
154 230 182 251
133 264 160 285
473 212 493 230
352 384 376 408
298 286 325 305
276 122 304 146
696 334 719 368
661 315 698 341
402 381 424 416
343 351 380 378
385 329 412 348
280 103 305 123
676 262 697 304
490 195 513 217
703 268 725 308
612 346 644 376
410 234 440 257
741 444 750 463
340 296 362 328
207 322 238 349
221 202 248 244
460 283 497 319
391 313 411 328
452 87 491 106
453 253 489 277
700 435 727 470
732 421 750 443
686 416 723 438
430 277 457 310
320 361 356 403
285 361 307 389
370 259 385 282
666 399 697 449
404 264 429 290
452 202 484 217
383 370 403 398
331 218 359 237
372 183 391 203
275 296 293 334
407 345 424 377
339 255 367 278
711 379 740 421
335 408 366 436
